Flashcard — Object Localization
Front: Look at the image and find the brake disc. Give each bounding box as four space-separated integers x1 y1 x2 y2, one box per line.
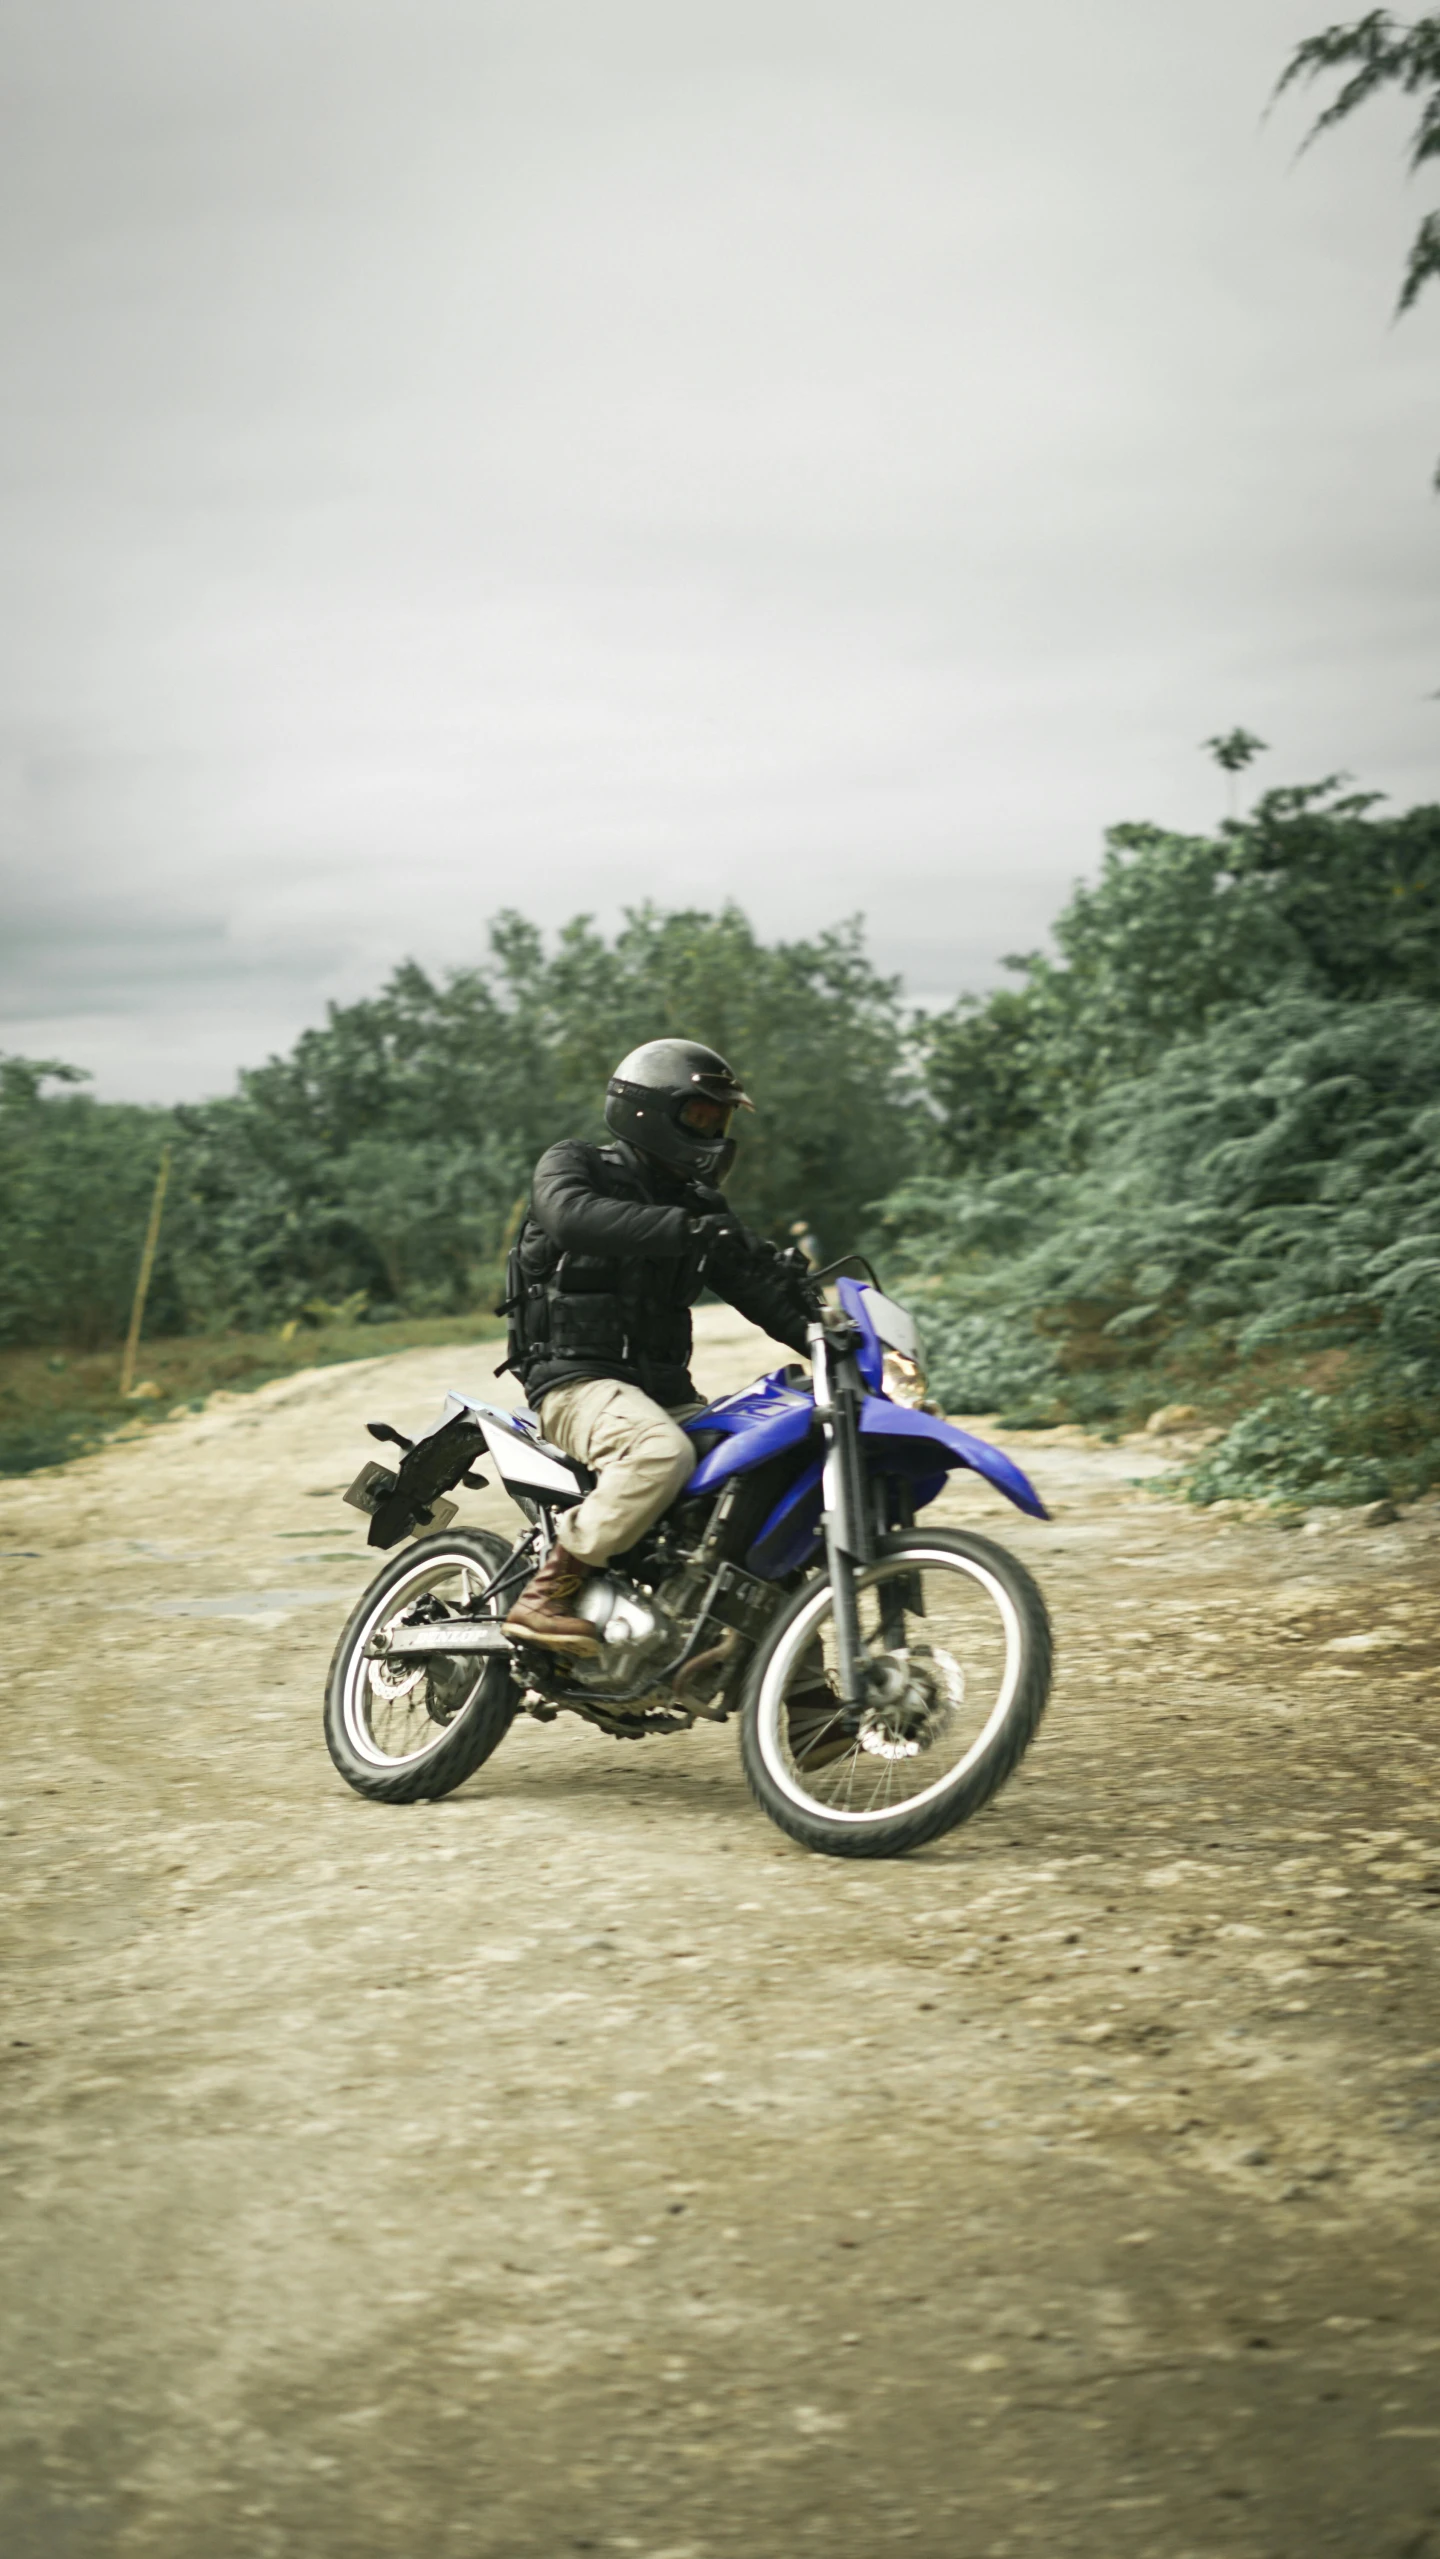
369 1655 425 1704
857 1645 965 1759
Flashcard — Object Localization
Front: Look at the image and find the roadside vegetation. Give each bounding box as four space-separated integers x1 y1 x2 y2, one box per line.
881 777 1440 1508
0 910 914 1474
5 772 1440 1503
0 1313 505 1480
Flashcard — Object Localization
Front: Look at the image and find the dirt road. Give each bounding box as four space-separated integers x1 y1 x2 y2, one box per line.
3 1309 1439 2558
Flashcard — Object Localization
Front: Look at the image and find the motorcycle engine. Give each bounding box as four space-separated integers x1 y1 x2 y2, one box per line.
566 1569 690 1694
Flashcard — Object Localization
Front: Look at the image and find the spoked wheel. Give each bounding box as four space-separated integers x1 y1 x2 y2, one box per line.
323 1528 522 1804
740 1528 1052 1859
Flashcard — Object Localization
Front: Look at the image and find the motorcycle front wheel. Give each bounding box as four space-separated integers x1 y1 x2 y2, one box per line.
323 1528 521 1804
739 1528 1052 1859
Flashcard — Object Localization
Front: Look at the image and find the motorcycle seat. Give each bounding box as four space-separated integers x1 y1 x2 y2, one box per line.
684 1427 728 1461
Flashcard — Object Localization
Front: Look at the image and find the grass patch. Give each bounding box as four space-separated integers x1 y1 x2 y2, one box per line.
0 1312 505 1478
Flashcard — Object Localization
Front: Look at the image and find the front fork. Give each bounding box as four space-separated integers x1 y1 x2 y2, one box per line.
810 1320 873 1713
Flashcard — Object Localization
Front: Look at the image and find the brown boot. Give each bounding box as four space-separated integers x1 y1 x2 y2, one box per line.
503 1542 601 1655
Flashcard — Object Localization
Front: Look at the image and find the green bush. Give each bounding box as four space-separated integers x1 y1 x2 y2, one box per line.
885 987 1440 1502
922 782 1440 1175
0 1414 100 1476
921 1308 1061 1418
1187 1380 1436 1510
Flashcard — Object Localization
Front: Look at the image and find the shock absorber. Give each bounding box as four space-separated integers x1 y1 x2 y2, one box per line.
810 1315 872 1712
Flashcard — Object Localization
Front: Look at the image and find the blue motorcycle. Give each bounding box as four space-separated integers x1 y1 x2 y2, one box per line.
323 1267 1053 1860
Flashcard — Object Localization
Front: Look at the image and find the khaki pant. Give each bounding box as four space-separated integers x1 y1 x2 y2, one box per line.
538 1376 698 1568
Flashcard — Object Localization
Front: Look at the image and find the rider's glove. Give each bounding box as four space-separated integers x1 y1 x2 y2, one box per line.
688 1211 743 1252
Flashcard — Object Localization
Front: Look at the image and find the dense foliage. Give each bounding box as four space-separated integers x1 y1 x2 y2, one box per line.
10 778 1440 1509
885 785 1440 1504
0 1058 179 1351
1 904 920 1346
922 783 1440 1172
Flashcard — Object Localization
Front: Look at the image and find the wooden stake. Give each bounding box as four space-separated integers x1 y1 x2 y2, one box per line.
120 1145 172 1399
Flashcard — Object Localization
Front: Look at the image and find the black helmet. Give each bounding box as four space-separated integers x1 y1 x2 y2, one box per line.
605 1038 753 1179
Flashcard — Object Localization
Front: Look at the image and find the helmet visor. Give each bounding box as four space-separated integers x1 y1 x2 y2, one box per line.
676 1096 735 1141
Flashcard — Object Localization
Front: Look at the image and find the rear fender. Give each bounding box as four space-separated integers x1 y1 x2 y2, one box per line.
357 1410 489 1549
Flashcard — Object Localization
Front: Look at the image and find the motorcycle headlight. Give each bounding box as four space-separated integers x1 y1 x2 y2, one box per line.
881 1348 928 1409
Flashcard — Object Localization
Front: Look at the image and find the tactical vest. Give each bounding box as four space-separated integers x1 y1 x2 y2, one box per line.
496 1147 704 1403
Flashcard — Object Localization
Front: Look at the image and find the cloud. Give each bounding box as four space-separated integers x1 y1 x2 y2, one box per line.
1 0 1436 1098
0 900 341 1020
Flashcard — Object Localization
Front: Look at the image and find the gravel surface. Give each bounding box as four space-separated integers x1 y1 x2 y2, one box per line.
3 1308 1439 2558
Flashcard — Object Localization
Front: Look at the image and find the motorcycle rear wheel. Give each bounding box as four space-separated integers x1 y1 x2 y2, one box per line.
323 1528 521 1804
739 1528 1052 1859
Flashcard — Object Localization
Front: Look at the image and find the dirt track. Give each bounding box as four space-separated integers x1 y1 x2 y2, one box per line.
3 1307 1439 2559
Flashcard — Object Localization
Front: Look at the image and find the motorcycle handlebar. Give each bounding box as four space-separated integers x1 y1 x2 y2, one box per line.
804 1252 882 1292
791 1248 883 1331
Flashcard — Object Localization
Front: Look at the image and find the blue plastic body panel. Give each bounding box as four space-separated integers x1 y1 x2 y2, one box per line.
745 1456 825 1579
671 1298 1048 1581
682 1380 814 1494
837 1274 885 1391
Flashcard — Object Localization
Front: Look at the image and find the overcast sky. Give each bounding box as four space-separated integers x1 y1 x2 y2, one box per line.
2 0 1436 1101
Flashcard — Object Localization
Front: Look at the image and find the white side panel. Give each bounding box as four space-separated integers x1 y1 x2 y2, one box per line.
429 1390 585 1499
477 1413 585 1498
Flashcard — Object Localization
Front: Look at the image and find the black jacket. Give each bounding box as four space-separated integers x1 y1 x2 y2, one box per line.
513 1139 812 1410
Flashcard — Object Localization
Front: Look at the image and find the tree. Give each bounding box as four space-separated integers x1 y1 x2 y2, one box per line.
919 783 1440 1175
1202 727 1269 816
0 1059 179 1348
481 903 922 1252
1202 727 1268 775
1276 11 1440 314
164 904 925 1329
1275 12 1440 474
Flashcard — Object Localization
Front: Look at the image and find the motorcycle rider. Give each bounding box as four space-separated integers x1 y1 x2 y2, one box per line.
503 1039 814 1653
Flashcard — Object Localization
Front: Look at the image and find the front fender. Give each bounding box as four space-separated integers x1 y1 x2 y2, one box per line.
859 1399 1049 1520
